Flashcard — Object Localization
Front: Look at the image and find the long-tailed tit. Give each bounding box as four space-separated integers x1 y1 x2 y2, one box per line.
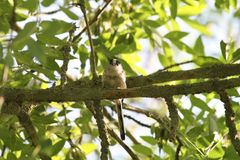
102 59 127 140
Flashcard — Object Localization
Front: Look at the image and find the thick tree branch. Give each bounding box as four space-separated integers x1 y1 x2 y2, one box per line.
127 63 240 87
218 90 240 156
165 97 178 140
63 63 240 89
1 77 240 102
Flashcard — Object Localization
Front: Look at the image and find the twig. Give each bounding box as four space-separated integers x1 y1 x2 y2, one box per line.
175 137 183 160
33 6 72 16
103 107 140 144
72 0 112 42
218 90 240 156
79 1 97 80
165 97 178 140
124 114 151 128
107 127 140 160
159 60 193 72
1 145 6 157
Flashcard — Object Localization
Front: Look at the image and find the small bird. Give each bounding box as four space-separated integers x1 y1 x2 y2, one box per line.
102 58 127 140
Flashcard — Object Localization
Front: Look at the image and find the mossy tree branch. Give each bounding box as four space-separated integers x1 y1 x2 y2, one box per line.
1 76 240 103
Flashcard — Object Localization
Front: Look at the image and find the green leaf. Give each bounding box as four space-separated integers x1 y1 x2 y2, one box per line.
51 140 65 156
193 36 204 56
208 116 218 133
42 0 56 7
40 19 73 35
0 16 10 34
78 45 89 70
171 40 195 55
208 143 224 159
186 126 203 140
37 33 65 45
12 22 37 50
170 0 178 19
231 48 240 63
223 145 239 159
220 40 227 60
190 96 211 112
61 6 79 20
120 59 137 76
181 17 211 35
132 144 153 156
27 39 47 64
164 31 188 40
141 136 158 145
143 19 163 28
4 53 14 66
178 3 206 16
19 0 39 13
194 56 222 67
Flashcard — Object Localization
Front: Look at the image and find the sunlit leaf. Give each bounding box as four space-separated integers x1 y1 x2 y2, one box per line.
81 143 97 154
181 17 211 35
178 3 206 16
208 143 224 159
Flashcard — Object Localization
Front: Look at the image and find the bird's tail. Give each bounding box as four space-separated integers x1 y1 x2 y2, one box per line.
116 100 125 140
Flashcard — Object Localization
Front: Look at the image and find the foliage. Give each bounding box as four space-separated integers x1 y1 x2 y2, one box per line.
0 0 240 159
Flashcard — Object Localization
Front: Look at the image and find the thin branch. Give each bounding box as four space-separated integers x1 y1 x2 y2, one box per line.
79 1 97 80
159 60 193 72
1 145 6 157
124 114 151 128
107 127 140 160
175 137 183 160
218 90 240 156
33 6 72 16
103 108 140 144
124 104 206 157
72 0 113 42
